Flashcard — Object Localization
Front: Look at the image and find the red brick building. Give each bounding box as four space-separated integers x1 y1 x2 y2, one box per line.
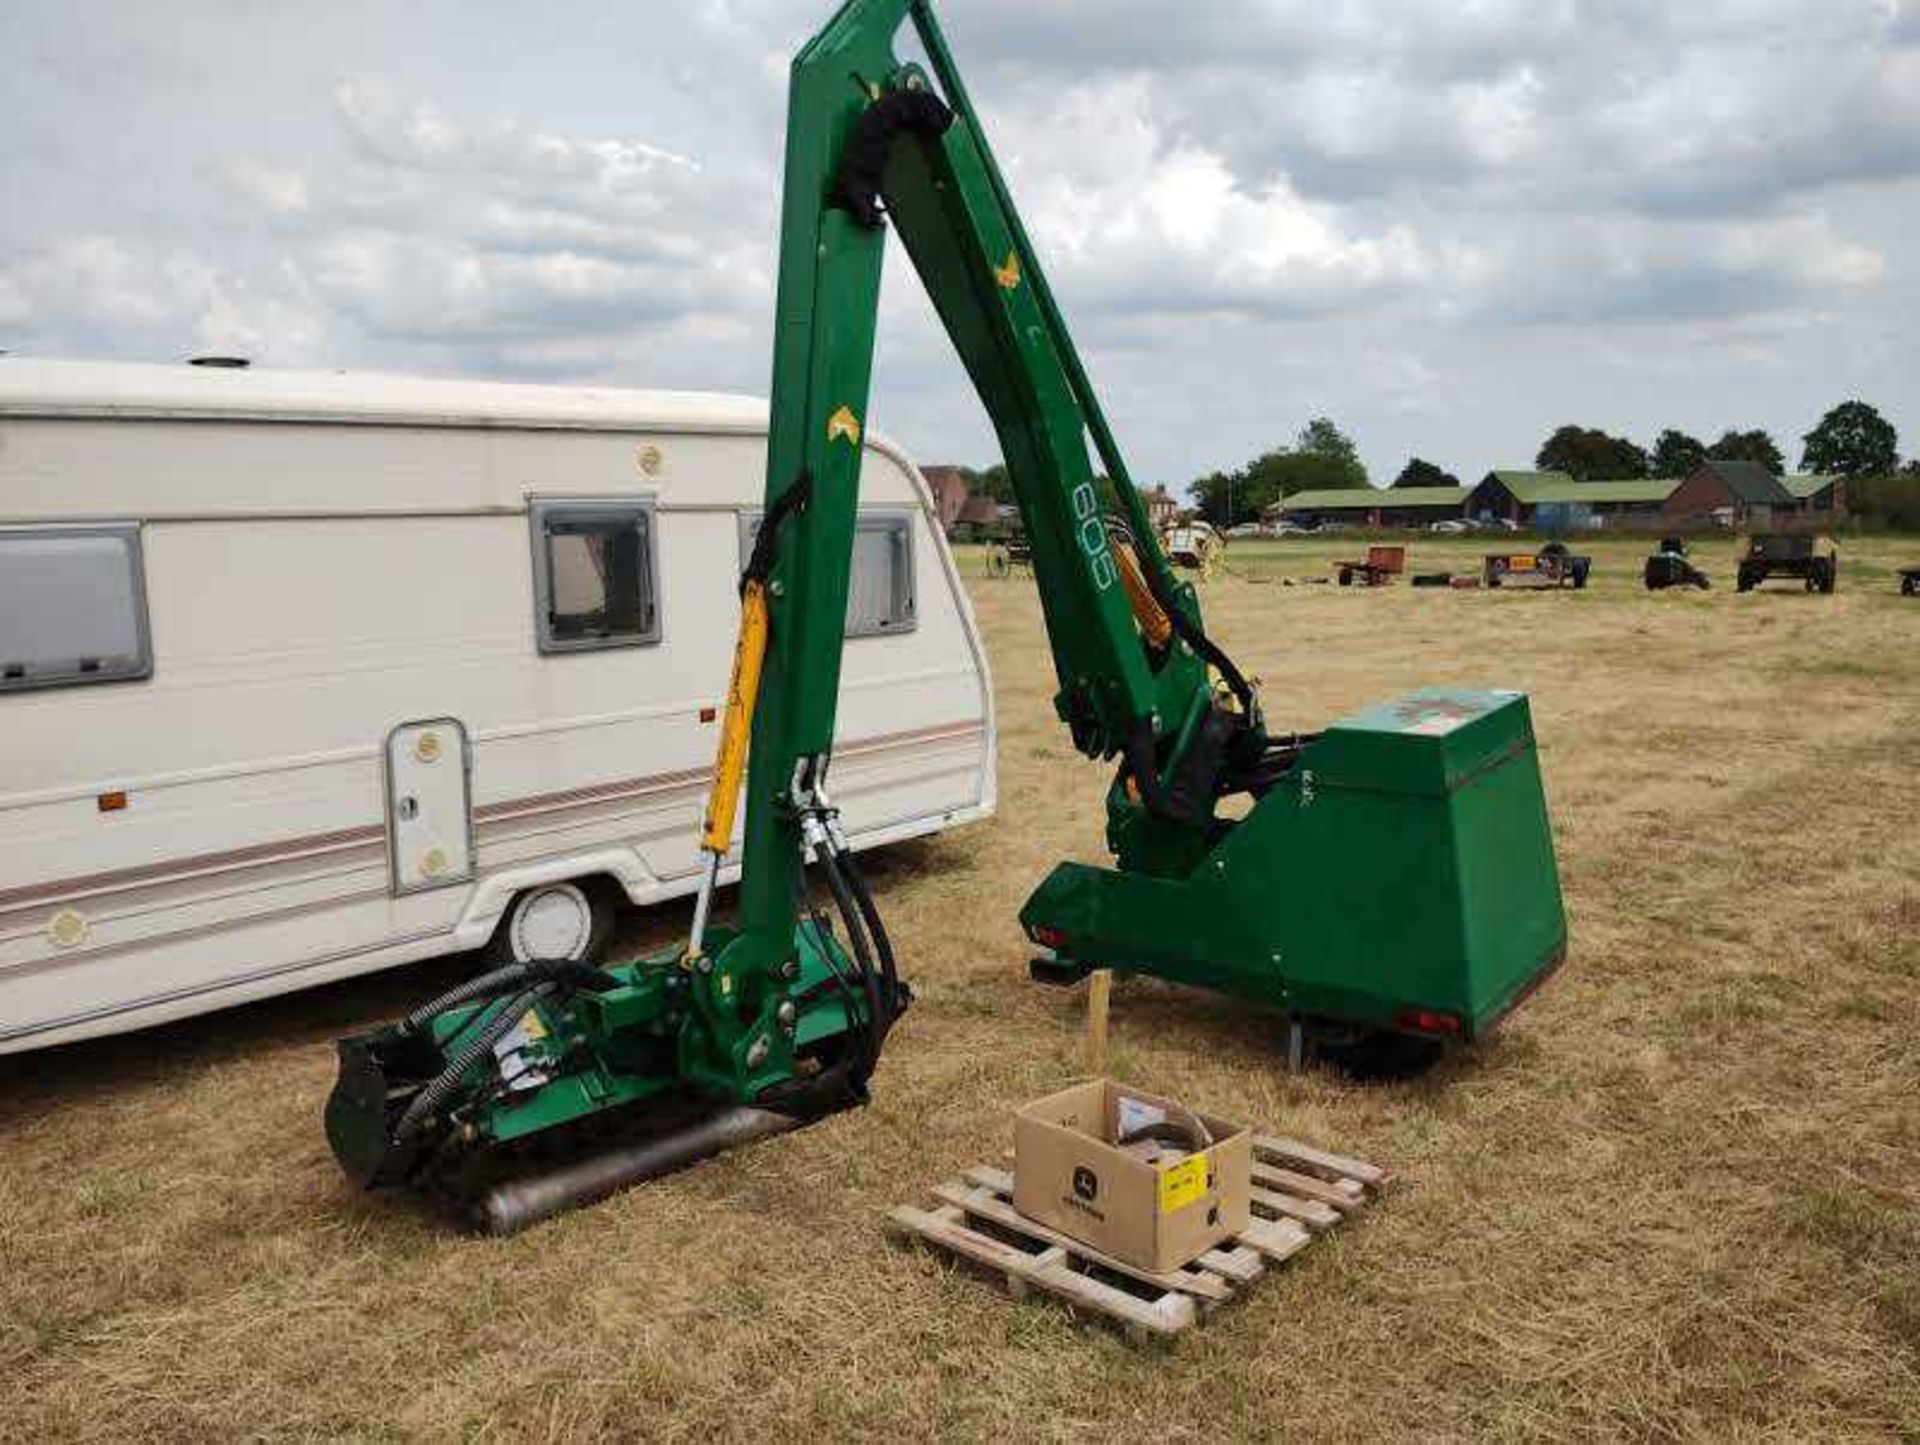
921 465 971 529
1663 460 1796 526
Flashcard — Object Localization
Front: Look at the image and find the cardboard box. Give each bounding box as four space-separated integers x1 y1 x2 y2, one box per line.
1013 1079 1251 1273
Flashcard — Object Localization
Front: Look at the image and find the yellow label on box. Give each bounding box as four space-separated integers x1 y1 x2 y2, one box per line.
1157 1154 1209 1214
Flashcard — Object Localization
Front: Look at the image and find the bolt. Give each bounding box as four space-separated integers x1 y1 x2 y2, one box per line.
777 1000 798 1033
779 957 800 981
746 1035 771 1069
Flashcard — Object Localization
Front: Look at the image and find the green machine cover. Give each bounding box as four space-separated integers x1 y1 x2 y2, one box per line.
1023 688 1567 1038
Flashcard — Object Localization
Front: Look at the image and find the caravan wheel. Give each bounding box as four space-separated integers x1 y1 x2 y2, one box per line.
486 881 615 966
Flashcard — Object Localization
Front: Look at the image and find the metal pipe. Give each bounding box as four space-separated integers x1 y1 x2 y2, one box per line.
469 1106 801 1236
687 849 721 958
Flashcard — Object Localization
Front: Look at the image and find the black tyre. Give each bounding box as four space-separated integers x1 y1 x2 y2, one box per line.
1904 573 1917 596
1821 558 1838 595
1311 1025 1448 1081
1737 566 1756 593
1338 567 1354 587
483 880 616 967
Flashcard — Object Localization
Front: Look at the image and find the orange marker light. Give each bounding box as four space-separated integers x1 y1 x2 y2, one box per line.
97 791 128 813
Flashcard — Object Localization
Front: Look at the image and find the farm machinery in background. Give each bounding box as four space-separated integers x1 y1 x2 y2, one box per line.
1645 537 1712 591
1484 542 1591 590
1902 565 1919 597
1738 533 1838 593
326 0 1568 1230
1334 544 1406 587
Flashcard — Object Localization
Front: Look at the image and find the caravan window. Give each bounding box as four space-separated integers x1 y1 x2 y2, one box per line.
737 510 917 637
530 500 660 653
0 525 153 693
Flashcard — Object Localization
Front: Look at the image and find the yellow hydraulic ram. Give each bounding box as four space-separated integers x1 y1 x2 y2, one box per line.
687 576 771 958
1114 539 1173 650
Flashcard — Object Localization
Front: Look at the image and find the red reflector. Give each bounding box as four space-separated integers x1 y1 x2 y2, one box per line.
1395 1008 1462 1036
699 706 718 723
97 791 128 813
1032 926 1069 950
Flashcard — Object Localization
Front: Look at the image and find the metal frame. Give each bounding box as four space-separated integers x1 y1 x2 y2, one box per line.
381 716 477 897
0 521 154 694
528 496 662 655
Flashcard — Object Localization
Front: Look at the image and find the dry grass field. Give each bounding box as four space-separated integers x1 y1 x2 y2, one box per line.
4 533 1917 1440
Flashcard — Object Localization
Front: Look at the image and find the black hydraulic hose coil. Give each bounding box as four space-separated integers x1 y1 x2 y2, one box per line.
820 852 888 1061
836 850 903 1017
399 962 540 1034
397 959 618 1035
392 983 556 1141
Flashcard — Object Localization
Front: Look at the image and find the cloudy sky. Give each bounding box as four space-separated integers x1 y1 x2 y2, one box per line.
3 1 1915 488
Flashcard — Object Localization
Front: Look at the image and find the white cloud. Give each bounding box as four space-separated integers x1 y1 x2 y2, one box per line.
0 0 1914 484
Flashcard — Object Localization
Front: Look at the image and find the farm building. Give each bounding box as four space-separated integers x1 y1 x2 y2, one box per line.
948 493 1003 540
1663 460 1797 526
1142 485 1179 529
1782 472 1846 514
1273 486 1471 528
1464 471 1680 527
922 465 971 529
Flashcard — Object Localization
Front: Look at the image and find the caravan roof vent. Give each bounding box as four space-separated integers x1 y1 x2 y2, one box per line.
189 355 250 369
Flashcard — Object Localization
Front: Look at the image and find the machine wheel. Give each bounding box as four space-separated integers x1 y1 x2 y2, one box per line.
484 880 616 966
985 548 1010 579
1571 559 1591 590
1338 567 1354 587
1904 572 1918 596
1310 1025 1447 1081
1820 558 1838 595
1737 566 1756 593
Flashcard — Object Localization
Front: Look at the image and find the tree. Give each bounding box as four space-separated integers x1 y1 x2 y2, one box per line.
1649 429 1706 479
1535 425 1649 481
1801 400 1898 478
1707 429 1784 474
960 462 1013 503
1393 457 1460 489
1185 419 1368 525
1295 417 1366 486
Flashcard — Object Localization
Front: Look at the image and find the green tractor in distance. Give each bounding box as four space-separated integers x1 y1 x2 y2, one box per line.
1737 533 1838 594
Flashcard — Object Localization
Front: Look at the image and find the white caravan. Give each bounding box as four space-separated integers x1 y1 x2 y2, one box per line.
0 359 995 1054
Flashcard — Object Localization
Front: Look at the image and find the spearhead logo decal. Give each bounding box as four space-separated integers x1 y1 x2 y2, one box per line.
995 251 1021 290
827 405 861 446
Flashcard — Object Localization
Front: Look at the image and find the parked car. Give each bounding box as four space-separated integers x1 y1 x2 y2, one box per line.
1428 519 1470 535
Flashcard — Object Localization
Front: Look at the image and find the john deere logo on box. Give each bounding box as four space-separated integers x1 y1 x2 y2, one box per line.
1072 1166 1099 1202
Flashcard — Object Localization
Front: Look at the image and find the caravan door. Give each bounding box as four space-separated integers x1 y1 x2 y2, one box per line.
384 719 475 896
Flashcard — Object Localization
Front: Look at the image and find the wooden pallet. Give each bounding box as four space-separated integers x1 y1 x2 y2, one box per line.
887 1134 1392 1343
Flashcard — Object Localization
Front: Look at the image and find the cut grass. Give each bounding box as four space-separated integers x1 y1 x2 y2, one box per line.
2 534 1917 1439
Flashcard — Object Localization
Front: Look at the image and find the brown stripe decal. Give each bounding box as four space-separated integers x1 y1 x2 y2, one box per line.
0 718 985 917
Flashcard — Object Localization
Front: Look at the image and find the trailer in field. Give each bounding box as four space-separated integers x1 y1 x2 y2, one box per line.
0 359 995 1054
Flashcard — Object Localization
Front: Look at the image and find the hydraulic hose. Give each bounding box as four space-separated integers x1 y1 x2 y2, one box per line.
392 982 557 1141
820 851 889 1061
835 850 903 1017
397 959 616 1036
794 866 869 1080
